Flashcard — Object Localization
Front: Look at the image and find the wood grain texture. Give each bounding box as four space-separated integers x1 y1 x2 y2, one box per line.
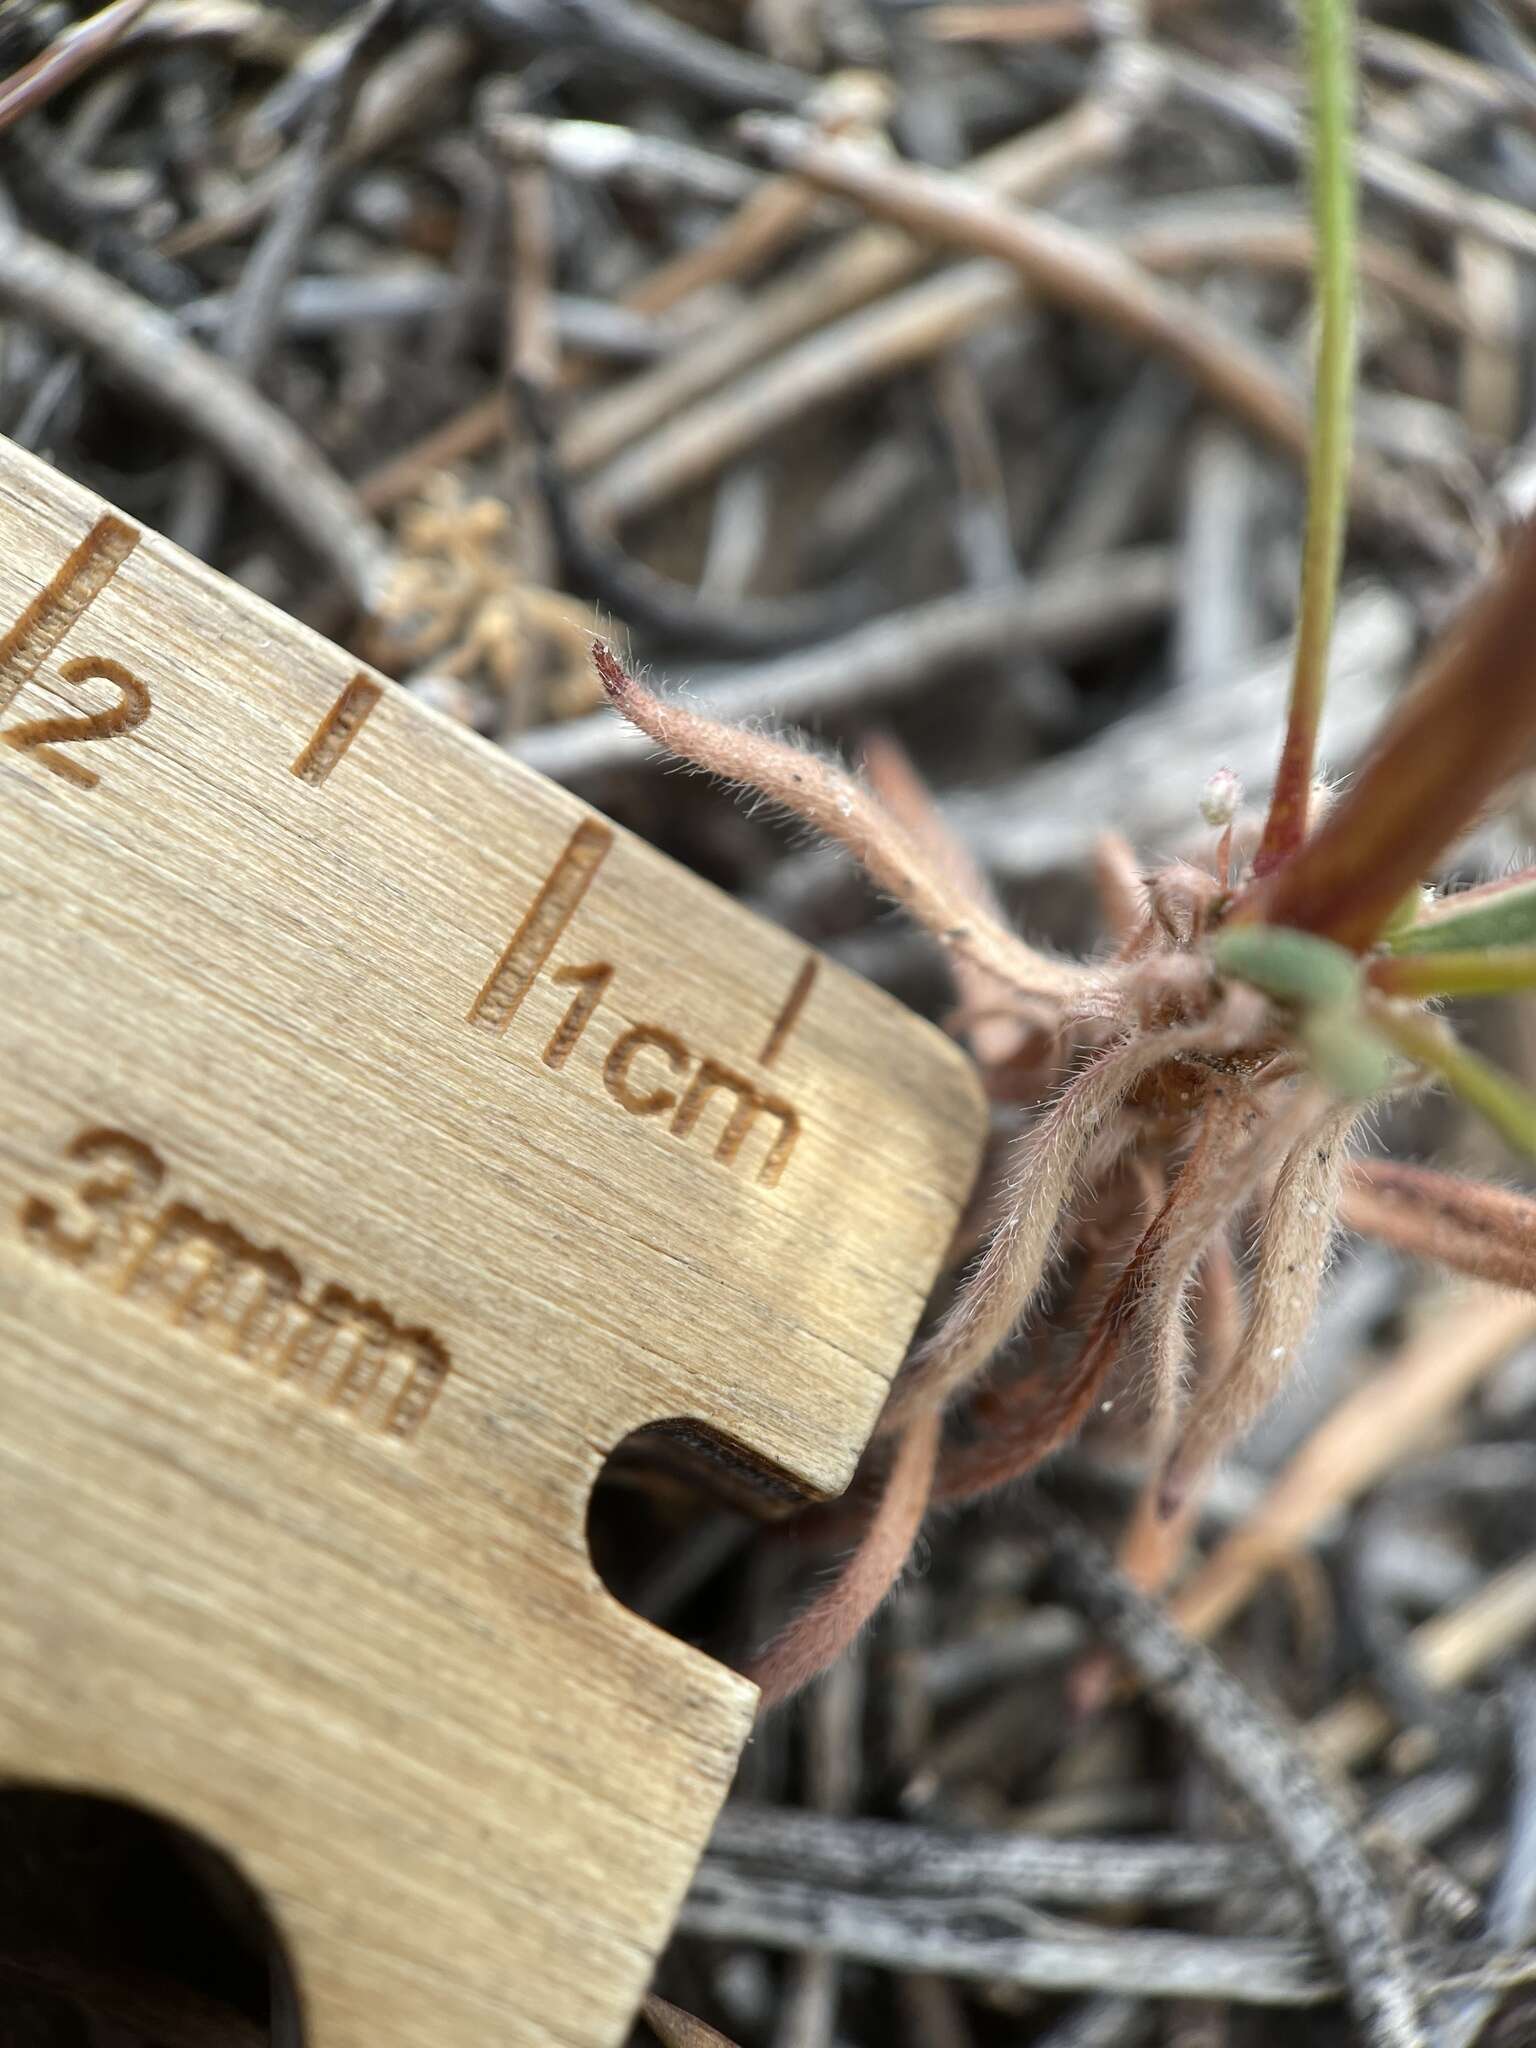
0 437 985 2047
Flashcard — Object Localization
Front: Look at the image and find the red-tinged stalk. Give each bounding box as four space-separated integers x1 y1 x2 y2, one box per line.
1368 946 1536 999
1131 1089 1268 1442
1235 516 1536 950
1343 1160 1536 1295
934 1315 1122 1506
746 1410 940 1708
1255 0 1358 873
932 1114 1251 1507
860 730 1030 1067
883 1030 1186 1434
1372 1006 1536 1160
592 641 1087 1003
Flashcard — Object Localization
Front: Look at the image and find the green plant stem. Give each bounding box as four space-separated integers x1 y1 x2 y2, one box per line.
1369 946 1536 998
1373 1005 1536 1159
1256 0 1358 874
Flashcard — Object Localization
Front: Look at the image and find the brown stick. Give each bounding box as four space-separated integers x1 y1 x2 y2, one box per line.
645 1994 744 2048
563 97 1127 482
0 221 392 610
1042 1510 1426 2048
733 119 1407 538
1169 1288 1536 1645
1308 1549 1536 1770
578 216 1471 533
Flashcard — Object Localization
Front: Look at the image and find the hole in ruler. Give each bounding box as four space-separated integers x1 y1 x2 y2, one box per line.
0 1785 305 2045
586 1418 811 1664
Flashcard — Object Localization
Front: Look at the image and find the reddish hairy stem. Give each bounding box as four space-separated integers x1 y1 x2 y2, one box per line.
747 1411 940 1708
1162 1101 1359 1507
932 1122 1234 1505
860 730 1029 1067
593 640 1085 1000
1233 517 1536 950
933 1317 1118 1505
1343 1159 1536 1295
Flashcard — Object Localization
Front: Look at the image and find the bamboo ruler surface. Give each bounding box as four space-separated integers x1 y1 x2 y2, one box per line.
0 436 985 2047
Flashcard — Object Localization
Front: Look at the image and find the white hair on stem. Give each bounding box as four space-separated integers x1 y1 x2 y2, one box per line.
881 995 1267 1435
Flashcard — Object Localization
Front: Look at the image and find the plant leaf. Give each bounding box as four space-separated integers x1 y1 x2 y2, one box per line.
592 640 1087 1001
1162 1103 1358 1506
1213 924 1360 1006
1297 1006 1396 1099
1384 870 1536 954
1213 926 1392 1095
1343 1159 1536 1295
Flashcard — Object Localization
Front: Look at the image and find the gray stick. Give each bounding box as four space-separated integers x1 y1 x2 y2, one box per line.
0 222 392 610
512 549 1175 783
1040 1509 1426 2048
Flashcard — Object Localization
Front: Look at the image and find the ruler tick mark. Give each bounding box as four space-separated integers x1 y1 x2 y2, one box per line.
758 957 818 1066
292 671 382 785
469 819 613 1032
0 512 138 719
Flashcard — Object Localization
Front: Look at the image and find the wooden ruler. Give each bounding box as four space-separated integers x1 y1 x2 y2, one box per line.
0 436 984 2046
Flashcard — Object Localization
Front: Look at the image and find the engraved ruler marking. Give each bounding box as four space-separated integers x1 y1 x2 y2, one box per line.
758 957 818 1066
470 828 805 1185
3 654 151 789
292 672 383 786
0 513 137 719
20 1127 449 1442
671 1063 799 1187
543 963 615 1070
469 819 613 1032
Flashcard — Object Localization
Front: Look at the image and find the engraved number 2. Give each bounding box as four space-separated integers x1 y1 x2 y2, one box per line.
3 655 151 790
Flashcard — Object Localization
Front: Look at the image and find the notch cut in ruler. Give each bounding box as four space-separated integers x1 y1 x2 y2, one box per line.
0 435 984 2047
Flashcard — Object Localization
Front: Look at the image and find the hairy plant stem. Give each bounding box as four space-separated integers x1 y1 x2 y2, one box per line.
1256 0 1358 872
